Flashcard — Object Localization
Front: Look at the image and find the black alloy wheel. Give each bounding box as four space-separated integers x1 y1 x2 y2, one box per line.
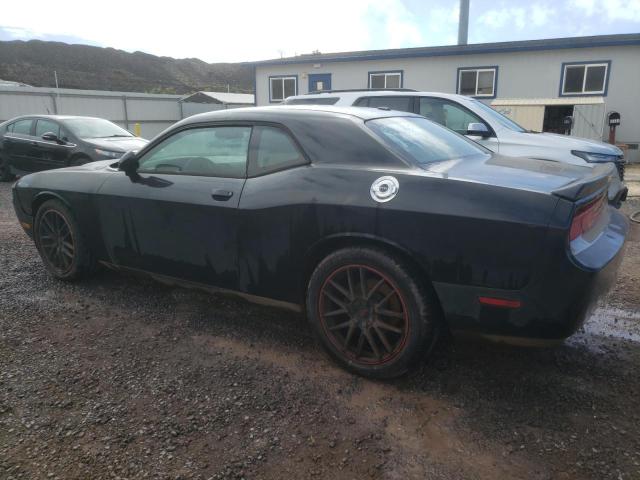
318 264 409 365
34 199 95 280
307 247 440 378
38 209 75 274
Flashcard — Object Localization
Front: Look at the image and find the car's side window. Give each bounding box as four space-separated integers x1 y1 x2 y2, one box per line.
137 126 251 178
248 126 306 177
367 96 412 113
12 119 33 136
35 119 60 138
419 98 486 135
59 127 71 142
353 98 370 107
5 123 14 133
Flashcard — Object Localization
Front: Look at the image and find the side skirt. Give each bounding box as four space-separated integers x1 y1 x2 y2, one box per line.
99 261 302 313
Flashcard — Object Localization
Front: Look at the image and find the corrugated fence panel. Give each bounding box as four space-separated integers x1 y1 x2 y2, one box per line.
182 102 225 118
0 87 186 141
0 92 56 120
572 104 605 141
139 122 175 140
57 96 125 121
126 99 181 122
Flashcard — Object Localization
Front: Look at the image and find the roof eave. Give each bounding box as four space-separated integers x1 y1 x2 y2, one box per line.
250 33 640 67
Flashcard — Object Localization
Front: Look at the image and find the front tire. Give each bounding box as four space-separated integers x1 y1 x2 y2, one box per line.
306 247 440 379
34 199 95 280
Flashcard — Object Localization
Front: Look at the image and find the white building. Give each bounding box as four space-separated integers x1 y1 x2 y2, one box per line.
252 34 640 162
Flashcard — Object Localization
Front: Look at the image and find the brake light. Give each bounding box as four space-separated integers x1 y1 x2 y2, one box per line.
569 194 606 241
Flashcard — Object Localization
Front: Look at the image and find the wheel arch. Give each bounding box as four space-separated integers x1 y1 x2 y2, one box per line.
302 233 444 319
32 191 72 217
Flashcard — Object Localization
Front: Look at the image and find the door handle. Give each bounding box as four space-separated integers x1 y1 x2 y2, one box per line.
211 189 234 201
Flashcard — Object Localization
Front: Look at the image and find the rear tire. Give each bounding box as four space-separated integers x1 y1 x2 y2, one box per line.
306 247 440 379
34 199 96 280
0 155 15 182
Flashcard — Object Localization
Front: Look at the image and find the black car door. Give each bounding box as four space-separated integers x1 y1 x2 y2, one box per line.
3 118 37 172
95 124 251 290
33 119 74 170
236 125 311 300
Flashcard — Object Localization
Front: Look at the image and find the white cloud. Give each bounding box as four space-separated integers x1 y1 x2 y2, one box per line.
363 0 426 48
478 7 527 30
570 0 597 16
569 0 640 22
3 27 36 40
531 4 556 27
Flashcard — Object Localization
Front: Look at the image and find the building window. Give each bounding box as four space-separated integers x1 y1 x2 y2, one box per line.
457 67 497 97
269 76 297 102
368 71 403 89
561 62 610 96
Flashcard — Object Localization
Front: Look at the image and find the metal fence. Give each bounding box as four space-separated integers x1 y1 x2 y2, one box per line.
0 86 185 139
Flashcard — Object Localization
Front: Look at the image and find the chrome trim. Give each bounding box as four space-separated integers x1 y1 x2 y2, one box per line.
370 176 399 203
3 134 77 148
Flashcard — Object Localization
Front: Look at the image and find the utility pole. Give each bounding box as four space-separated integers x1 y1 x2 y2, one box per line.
52 70 60 114
458 0 470 45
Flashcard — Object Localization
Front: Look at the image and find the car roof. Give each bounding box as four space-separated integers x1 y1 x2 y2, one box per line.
179 105 422 125
289 90 474 103
3 114 113 123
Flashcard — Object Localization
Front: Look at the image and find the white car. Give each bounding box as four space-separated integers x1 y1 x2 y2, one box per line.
284 90 627 204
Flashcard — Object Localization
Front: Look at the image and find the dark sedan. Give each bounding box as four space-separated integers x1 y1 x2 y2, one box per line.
12 106 628 378
0 115 148 181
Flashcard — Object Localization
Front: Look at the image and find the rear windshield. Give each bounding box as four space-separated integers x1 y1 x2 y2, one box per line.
284 97 339 105
366 116 489 165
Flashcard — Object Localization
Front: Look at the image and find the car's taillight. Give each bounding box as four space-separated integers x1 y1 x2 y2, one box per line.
569 194 606 241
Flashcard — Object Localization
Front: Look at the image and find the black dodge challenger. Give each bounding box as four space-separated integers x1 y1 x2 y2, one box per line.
12 106 628 378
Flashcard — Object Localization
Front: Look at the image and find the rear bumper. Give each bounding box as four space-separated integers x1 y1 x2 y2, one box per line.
434 209 628 341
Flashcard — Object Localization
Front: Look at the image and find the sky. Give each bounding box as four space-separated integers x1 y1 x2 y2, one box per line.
1 0 639 63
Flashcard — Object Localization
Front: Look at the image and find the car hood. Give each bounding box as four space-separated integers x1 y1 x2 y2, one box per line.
421 153 615 196
52 159 117 173
83 136 148 152
507 131 623 157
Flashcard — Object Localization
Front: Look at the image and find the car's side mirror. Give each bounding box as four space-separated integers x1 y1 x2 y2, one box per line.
42 132 61 143
118 151 140 181
466 122 490 138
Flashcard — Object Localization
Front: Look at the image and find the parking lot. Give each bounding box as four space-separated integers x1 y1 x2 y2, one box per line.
1 180 639 480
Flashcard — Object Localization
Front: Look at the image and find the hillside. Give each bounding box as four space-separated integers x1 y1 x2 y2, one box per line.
0 40 254 94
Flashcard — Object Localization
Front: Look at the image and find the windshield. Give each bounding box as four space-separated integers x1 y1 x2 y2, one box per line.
63 118 133 139
367 116 489 165
470 100 527 132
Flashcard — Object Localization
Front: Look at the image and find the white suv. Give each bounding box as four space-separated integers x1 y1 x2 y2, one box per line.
284 90 627 202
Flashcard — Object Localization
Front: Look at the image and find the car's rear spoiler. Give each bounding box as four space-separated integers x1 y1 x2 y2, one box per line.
552 163 614 202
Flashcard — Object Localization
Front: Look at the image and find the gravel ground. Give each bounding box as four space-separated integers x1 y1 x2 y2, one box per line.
1 182 639 480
